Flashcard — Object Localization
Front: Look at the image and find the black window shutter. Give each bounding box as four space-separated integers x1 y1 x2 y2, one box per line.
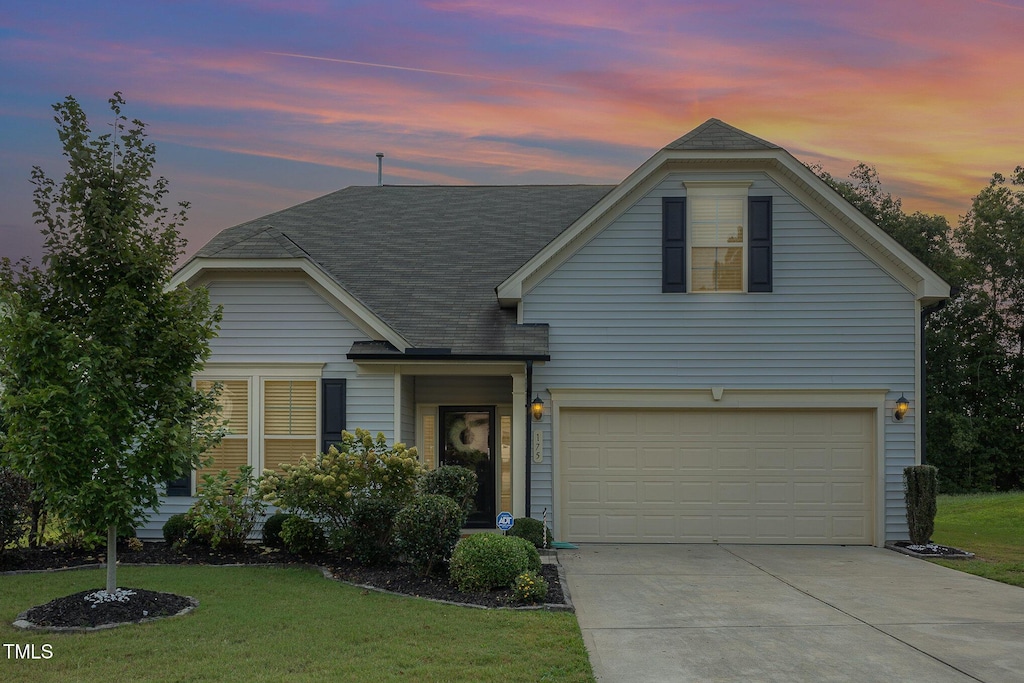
321 378 346 452
166 476 190 497
662 197 687 292
748 196 772 292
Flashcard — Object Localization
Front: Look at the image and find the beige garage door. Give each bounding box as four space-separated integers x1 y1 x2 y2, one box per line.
559 409 874 544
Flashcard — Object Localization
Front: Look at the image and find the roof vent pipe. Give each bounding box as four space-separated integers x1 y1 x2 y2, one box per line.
376 152 384 187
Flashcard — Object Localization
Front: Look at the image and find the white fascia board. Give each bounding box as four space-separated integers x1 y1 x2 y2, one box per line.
170 257 411 350
772 153 951 303
496 150 673 306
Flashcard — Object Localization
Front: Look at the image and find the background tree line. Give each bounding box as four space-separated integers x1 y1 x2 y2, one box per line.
816 164 1024 492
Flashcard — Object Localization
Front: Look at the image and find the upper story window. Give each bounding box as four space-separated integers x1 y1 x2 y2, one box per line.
690 190 746 292
662 182 772 294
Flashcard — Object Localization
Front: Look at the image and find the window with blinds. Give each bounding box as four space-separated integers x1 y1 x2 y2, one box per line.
263 380 317 472
690 195 745 292
195 379 250 486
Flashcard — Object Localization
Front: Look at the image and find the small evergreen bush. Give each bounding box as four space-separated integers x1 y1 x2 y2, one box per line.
449 533 541 593
342 497 402 565
508 516 553 549
511 570 548 604
904 465 938 545
262 512 293 548
394 494 463 576
280 516 326 555
0 467 32 550
162 513 193 545
421 465 478 521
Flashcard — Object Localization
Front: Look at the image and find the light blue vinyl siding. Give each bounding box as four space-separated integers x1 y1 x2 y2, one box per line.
524 172 918 541
137 278 396 539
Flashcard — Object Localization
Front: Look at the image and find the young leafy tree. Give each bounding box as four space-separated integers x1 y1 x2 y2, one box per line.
0 93 223 593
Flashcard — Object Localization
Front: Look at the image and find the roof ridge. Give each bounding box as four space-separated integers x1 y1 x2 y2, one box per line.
664 118 781 151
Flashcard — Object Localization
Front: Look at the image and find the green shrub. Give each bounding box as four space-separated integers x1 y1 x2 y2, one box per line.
449 533 541 593
904 465 939 545
421 465 478 521
0 467 32 550
341 497 402 565
394 494 463 576
281 516 327 555
508 516 553 549
188 466 265 550
162 513 193 545
262 512 293 548
511 570 548 604
258 429 424 539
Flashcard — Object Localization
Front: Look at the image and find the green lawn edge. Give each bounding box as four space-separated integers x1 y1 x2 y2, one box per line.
931 492 1024 589
1 565 594 683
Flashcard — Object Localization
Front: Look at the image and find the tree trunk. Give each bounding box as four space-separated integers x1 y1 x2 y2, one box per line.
106 524 117 593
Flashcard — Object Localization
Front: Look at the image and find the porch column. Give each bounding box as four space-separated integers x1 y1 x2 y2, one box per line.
511 371 527 517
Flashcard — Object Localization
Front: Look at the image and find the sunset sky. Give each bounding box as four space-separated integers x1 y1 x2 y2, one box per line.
2 1 1022 265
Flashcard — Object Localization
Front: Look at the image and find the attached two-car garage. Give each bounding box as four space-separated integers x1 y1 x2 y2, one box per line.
558 408 875 544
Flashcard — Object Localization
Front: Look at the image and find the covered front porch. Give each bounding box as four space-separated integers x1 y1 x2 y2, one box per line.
354 359 541 529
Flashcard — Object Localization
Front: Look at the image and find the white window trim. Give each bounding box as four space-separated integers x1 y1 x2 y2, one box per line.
193 364 323 493
683 181 752 293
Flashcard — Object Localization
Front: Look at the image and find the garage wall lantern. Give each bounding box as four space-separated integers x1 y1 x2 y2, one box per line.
894 394 910 421
531 396 544 421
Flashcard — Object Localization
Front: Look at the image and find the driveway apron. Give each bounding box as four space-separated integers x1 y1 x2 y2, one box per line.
560 544 1024 683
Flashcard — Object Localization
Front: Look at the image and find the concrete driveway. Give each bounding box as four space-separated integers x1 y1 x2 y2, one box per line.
559 544 1024 682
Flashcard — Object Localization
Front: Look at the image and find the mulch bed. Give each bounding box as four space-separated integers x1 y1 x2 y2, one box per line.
4 540 568 630
885 540 975 559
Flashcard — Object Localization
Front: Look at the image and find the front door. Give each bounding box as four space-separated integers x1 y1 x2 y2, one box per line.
439 406 496 528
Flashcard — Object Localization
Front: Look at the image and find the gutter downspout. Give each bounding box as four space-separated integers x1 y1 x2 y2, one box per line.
525 360 533 518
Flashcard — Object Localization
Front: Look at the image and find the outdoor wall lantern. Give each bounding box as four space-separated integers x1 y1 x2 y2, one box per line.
531 396 544 421
894 394 910 421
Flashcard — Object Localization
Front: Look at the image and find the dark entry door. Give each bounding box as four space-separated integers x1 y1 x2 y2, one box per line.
439 406 495 528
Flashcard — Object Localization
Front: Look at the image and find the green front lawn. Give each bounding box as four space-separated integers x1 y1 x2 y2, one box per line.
931 492 1024 588
0 565 594 682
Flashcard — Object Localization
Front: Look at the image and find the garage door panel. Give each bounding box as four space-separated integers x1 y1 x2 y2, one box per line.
560 409 874 544
605 447 637 470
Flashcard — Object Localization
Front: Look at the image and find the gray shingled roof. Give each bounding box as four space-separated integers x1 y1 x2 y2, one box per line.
664 118 780 151
194 185 613 356
189 119 777 357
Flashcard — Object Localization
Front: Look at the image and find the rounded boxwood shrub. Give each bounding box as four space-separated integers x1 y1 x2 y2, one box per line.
394 494 463 576
262 512 293 548
341 497 402 566
280 516 326 556
420 465 478 521
449 533 541 593
508 516 554 549
162 513 193 546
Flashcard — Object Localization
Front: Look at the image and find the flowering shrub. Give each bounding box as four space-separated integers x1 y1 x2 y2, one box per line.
449 533 541 593
511 570 548 604
258 429 423 539
188 466 265 550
